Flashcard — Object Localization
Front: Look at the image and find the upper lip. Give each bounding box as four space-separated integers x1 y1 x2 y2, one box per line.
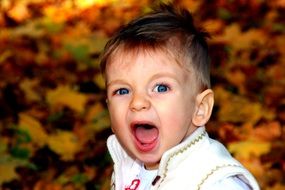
130 121 157 131
131 121 156 128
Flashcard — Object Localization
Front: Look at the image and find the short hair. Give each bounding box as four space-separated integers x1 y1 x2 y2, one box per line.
100 3 211 90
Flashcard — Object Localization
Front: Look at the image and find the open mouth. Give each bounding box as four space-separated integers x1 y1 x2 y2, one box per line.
132 122 159 152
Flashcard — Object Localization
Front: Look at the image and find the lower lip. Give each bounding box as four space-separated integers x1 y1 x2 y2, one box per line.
134 137 158 152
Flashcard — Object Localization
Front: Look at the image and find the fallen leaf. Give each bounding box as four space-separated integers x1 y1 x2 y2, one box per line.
47 131 81 161
85 103 105 123
19 79 41 102
228 140 271 159
85 103 110 132
266 183 285 190
250 121 282 141
94 73 105 89
46 85 88 113
235 156 266 181
18 113 48 147
214 24 267 51
0 162 19 184
34 180 63 190
203 19 224 34
7 2 30 22
225 69 246 93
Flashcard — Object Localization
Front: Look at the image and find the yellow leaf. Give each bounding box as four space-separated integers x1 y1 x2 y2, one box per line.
214 24 266 50
85 103 104 122
75 0 110 8
85 103 110 132
228 140 271 159
220 97 263 124
94 73 106 89
225 70 246 93
0 163 19 184
47 131 81 161
19 79 41 102
214 87 264 124
43 2 76 23
18 113 48 147
46 86 88 113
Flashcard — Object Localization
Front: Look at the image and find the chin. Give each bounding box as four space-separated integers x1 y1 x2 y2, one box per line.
143 160 160 170
138 154 161 168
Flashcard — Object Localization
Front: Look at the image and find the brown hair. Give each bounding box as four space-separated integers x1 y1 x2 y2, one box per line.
100 3 211 89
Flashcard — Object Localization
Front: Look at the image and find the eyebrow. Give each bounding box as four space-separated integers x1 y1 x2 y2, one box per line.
106 79 128 88
106 72 182 88
149 72 181 83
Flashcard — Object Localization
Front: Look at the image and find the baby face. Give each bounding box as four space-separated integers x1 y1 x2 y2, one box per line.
105 48 199 169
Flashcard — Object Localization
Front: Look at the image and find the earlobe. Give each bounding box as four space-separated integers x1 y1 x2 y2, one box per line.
192 89 214 127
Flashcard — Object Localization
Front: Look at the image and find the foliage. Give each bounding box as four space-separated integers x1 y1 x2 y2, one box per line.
0 0 284 189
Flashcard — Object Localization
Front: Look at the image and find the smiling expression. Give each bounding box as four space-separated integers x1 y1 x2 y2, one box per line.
105 48 200 169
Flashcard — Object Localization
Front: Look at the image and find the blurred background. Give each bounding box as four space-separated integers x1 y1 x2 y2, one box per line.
0 0 284 189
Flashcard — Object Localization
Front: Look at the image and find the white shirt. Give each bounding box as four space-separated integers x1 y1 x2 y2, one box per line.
108 127 259 190
126 168 251 190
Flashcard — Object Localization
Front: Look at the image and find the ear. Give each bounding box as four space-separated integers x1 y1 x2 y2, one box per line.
192 89 214 127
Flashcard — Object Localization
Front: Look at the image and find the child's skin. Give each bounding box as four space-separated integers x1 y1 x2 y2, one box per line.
105 47 214 170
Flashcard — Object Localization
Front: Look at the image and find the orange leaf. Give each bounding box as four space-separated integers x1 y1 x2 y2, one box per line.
251 121 282 141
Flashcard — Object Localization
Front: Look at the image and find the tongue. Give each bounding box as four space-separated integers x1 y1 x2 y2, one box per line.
135 125 158 144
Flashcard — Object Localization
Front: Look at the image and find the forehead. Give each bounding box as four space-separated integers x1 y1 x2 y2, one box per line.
106 45 191 72
105 47 196 87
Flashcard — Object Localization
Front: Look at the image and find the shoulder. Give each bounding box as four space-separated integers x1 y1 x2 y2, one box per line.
204 175 253 190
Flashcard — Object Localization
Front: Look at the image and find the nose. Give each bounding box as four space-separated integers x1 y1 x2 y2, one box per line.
130 92 151 112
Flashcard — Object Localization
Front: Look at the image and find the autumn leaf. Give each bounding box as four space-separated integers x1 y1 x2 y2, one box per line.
214 87 264 124
225 70 246 93
34 180 63 190
228 140 271 159
43 2 78 23
10 19 45 38
19 79 41 102
0 139 19 184
85 103 110 132
203 19 224 34
213 24 267 50
94 73 106 89
7 1 30 22
47 131 81 161
46 85 88 113
0 163 19 185
235 156 266 181
266 184 285 190
18 113 48 147
250 121 282 141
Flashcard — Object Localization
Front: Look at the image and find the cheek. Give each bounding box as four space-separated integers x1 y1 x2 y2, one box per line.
158 97 194 126
108 101 131 130
108 104 122 126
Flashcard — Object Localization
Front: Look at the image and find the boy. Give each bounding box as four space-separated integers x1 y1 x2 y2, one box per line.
100 4 260 190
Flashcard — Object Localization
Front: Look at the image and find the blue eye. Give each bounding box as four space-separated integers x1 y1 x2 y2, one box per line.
115 88 129 95
154 84 169 93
